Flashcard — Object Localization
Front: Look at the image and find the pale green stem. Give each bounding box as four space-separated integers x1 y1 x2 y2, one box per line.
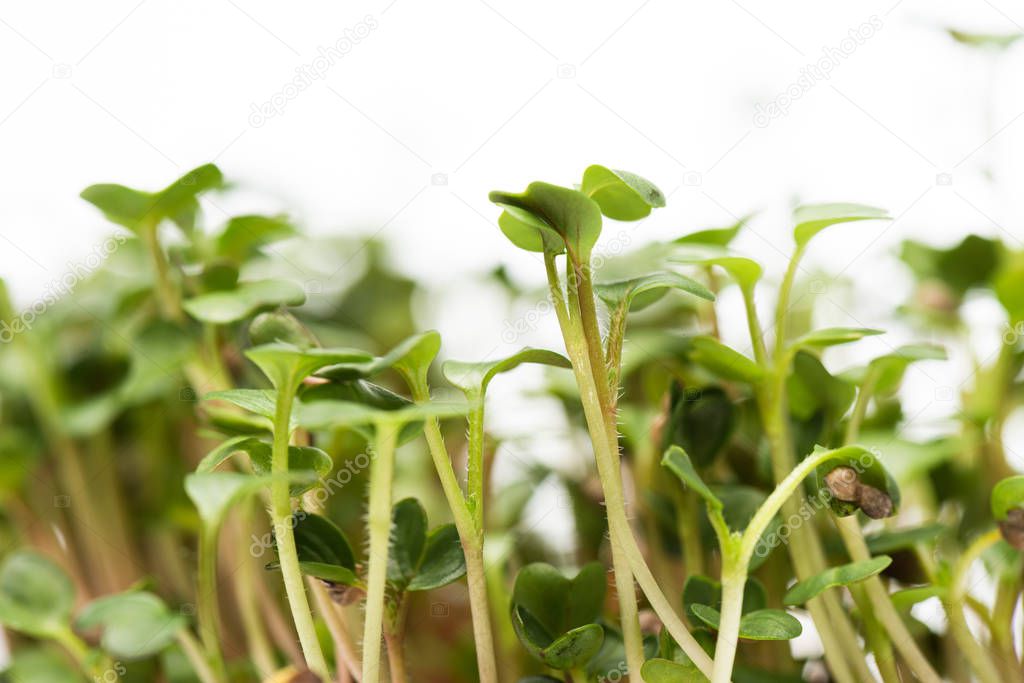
739 284 768 367
409 381 499 683
196 527 228 681
177 630 221 683
53 627 92 673
362 420 398 683
712 565 746 683
140 219 184 321
467 398 486 531
546 252 714 678
234 503 277 680
849 583 900 683
271 387 329 679
947 529 1002 683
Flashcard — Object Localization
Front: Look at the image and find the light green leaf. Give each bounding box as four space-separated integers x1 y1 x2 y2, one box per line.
594 272 714 313
580 165 665 221
865 523 945 554
690 605 802 640
891 585 945 610
641 658 708 683
783 556 892 605
205 389 277 420
678 254 763 292
4 647 81 683
215 214 297 263
948 29 1023 50
245 343 372 392
994 251 1024 323
195 436 331 495
319 330 441 383
689 336 764 383
674 216 750 248
792 327 883 350
489 182 603 260
183 279 306 324
992 475 1024 520
185 472 308 530
793 203 889 247
849 344 947 395
662 446 722 511
76 592 185 659
442 348 571 399
0 551 74 638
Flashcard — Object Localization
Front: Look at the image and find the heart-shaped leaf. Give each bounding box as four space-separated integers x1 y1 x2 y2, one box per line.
580 165 665 221
318 331 442 383
662 446 722 511
792 203 889 248
594 272 714 313
792 327 883 350
690 605 802 640
245 343 372 393
81 164 223 233
689 337 764 383
184 279 306 325
442 348 571 400
489 182 603 260
76 591 185 659
0 551 74 638
783 556 892 605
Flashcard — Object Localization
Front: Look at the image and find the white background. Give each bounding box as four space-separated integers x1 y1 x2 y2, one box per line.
2 0 1023 659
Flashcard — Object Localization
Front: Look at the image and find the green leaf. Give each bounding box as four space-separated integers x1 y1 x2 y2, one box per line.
580 165 665 221
496 207 562 253
787 351 855 424
0 551 74 638
245 343 372 393
319 330 441 383
185 472 307 530
713 486 782 571
594 272 714 313
674 216 750 248
792 203 889 247
689 336 764 383
81 164 223 233
215 214 297 263
4 647 81 683
948 28 1023 50
891 585 945 610
683 575 767 622
992 476 1024 520
511 606 604 670
690 605 802 640
662 384 735 467
442 348 571 399
183 279 306 324
489 182 603 260
783 556 892 605
292 513 357 575
994 251 1024 322
901 234 1003 299
813 445 901 519
792 327 883 350
196 436 331 495
641 658 709 683
678 254 763 292
855 344 947 395
864 523 945 554
76 592 185 659
407 524 467 591
662 446 722 511
205 389 277 421
389 498 428 584
249 310 320 348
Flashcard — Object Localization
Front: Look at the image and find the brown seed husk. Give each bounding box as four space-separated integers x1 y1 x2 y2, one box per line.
824 466 861 502
858 484 894 519
998 508 1024 551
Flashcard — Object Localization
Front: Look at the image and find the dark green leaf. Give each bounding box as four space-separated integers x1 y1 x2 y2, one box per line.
690 605 802 640
662 385 735 467
292 513 357 575
389 498 427 584
215 214 297 263
407 524 467 591
489 182 603 259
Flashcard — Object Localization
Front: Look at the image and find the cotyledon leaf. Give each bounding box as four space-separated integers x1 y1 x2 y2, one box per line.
580 164 666 221
689 605 802 641
792 202 889 248
594 272 714 313
442 348 571 400
783 556 892 605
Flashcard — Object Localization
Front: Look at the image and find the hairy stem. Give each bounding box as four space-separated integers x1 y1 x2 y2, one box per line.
362 421 398 683
270 388 329 679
